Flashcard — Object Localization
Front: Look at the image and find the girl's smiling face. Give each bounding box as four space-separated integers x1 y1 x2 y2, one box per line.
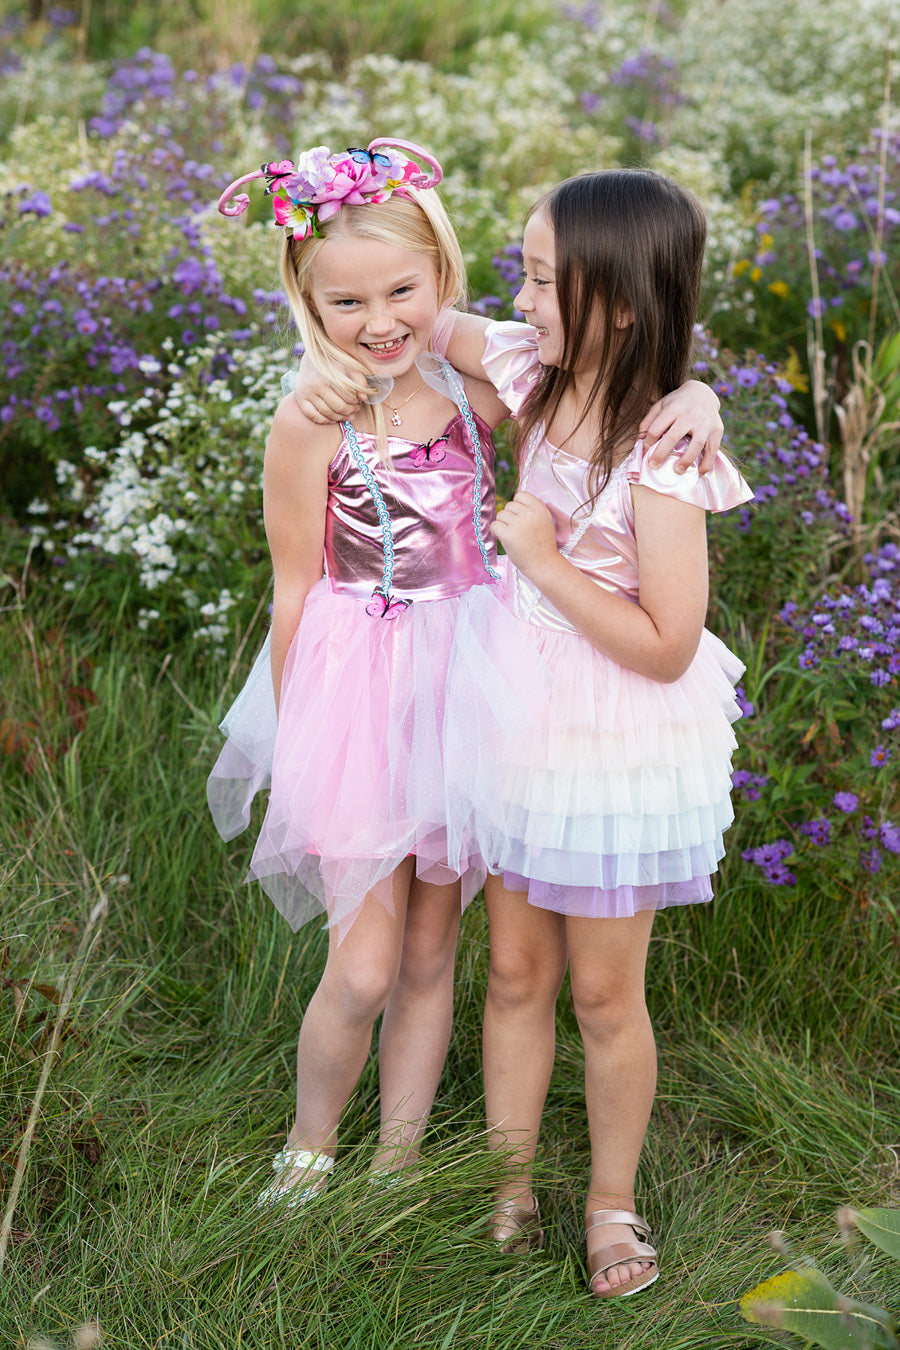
515 208 622 374
514 210 565 366
307 234 442 376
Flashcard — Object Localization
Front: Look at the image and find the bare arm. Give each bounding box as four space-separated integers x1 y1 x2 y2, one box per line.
438 311 492 378
492 487 708 682
263 395 335 709
451 315 722 474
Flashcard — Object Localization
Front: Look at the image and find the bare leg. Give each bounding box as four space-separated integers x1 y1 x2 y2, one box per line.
373 872 463 1172
287 858 416 1155
566 909 657 1294
483 876 567 1235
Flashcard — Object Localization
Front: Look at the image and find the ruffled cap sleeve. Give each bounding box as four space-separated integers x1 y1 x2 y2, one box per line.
626 439 754 513
482 320 542 416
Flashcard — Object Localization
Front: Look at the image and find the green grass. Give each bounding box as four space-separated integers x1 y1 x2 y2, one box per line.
68 0 554 70
1 574 899 1349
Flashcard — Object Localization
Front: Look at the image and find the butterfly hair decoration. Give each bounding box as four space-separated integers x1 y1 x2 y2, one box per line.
410 435 449 468
365 586 412 620
217 139 443 240
347 147 393 170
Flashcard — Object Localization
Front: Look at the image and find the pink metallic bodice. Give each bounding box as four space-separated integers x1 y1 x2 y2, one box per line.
482 320 755 634
324 410 498 603
516 438 753 632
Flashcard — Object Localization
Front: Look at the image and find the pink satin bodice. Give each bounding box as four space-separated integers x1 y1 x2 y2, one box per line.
481 320 755 634
325 410 498 603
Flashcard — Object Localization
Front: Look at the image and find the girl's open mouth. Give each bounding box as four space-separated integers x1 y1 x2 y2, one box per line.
363 335 409 359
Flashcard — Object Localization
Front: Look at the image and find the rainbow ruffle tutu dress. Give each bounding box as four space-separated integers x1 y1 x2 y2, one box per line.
443 322 755 918
208 359 504 940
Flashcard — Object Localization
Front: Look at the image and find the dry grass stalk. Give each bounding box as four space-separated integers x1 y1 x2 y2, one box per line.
803 131 832 446
835 338 900 567
0 887 108 1272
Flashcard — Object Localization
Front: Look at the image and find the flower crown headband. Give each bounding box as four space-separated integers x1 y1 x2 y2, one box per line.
217 138 443 240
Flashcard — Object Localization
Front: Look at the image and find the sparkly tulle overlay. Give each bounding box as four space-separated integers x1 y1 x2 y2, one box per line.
208 365 512 940
443 322 756 919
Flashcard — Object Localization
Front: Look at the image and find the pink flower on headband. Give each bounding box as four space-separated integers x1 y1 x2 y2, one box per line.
286 147 418 225
217 140 443 239
271 195 315 235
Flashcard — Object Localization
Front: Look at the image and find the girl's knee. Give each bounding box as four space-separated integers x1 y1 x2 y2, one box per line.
570 978 648 1041
321 959 397 1020
487 943 565 1010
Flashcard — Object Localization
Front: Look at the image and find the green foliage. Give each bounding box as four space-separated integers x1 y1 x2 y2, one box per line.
1 590 899 1346
11 0 554 70
854 1210 900 1265
741 1265 899 1350
3 4 900 1345
740 1212 900 1350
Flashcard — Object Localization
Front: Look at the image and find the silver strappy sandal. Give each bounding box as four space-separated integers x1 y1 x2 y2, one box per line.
257 1145 335 1209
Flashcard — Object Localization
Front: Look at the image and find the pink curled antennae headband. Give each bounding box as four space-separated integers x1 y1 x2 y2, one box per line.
216 139 443 239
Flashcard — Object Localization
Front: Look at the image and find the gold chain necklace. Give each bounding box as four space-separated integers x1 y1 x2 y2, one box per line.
384 383 424 427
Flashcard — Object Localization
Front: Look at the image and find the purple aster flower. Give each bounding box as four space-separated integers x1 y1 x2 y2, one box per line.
860 847 882 873
74 309 98 335
743 839 794 867
764 862 797 885
881 707 900 730
879 822 900 854
18 190 52 217
861 815 879 839
735 684 755 717
833 791 858 813
800 817 831 846
871 744 892 767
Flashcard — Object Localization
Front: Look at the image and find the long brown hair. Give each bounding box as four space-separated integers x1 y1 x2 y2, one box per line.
516 169 707 509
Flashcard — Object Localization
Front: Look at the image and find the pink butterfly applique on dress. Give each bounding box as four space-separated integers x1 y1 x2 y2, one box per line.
410 436 448 468
365 587 412 620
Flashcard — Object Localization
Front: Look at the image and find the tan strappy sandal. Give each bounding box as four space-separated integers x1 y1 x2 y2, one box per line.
585 1209 659 1299
490 1196 545 1255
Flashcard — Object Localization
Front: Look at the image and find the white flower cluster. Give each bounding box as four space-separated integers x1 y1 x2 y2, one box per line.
194 588 238 655
33 335 288 643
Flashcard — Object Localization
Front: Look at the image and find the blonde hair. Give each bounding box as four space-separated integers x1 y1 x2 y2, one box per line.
280 188 466 456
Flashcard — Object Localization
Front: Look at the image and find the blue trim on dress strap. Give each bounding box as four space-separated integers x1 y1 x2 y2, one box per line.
437 360 501 582
342 418 398 598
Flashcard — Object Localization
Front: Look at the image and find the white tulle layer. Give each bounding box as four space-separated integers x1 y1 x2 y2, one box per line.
444 582 744 919
207 580 503 939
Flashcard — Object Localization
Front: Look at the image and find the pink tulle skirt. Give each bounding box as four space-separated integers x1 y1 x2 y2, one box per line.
208 579 500 939
443 581 745 919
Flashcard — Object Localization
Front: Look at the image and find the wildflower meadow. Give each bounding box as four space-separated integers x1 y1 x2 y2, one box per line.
1 2 899 1347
